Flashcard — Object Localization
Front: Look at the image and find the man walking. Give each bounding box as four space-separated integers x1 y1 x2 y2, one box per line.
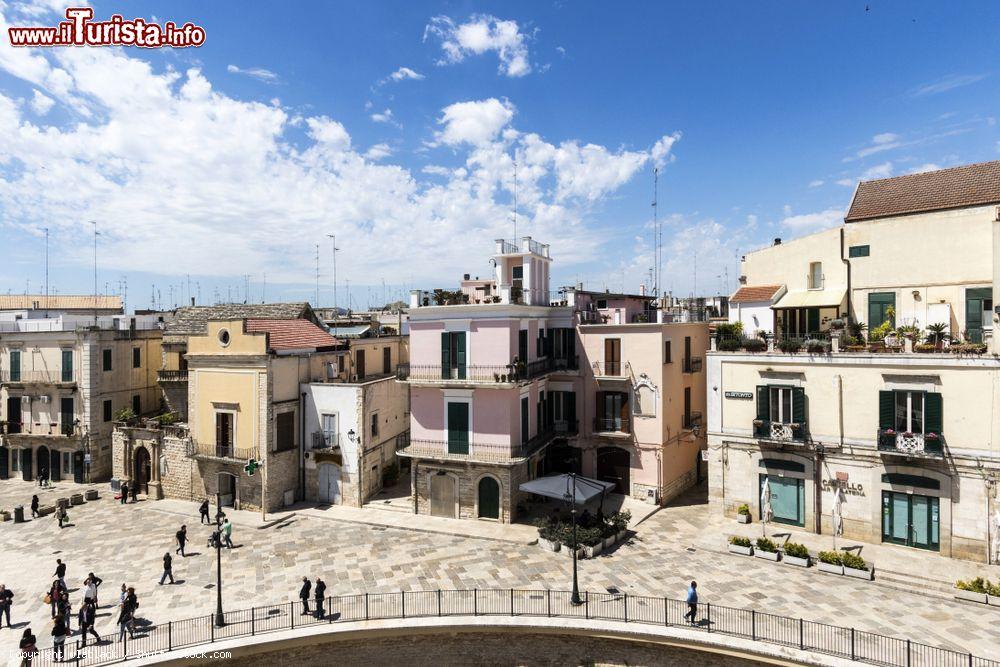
199 499 210 525
683 581 698 625
0 584 13 629
78 600 100 647
30 495 39 519
313 577 326 619
221 518 233 549
159 552 174 585
53 560 66 588
119 481 128 505
298 577 311 615
175 525 187 557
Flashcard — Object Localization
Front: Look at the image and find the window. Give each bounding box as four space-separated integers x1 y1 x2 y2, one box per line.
370 412 379 439
338 355 345 373
61 350 73 382
103 399 113 422
132 395 141 416
320 414 337 447
520 396 529 444
849 245 870 258
62 452 72 475
596 299 608 309
60 397 74 436
216 412 235 454
356 349 366 380
9 350 20 382
604 338 621 375
895 391 924 434
769 386 794 424
808 262 823 289
664 340 672 364
683 387 692 428
275 411 295 452
868 292 895 328
102 348 112 372
440 332 466 379
132 347 141 368
11 448 19 473
382 347 391 374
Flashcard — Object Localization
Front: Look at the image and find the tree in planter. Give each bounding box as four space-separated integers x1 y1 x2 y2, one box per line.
817 550 842 565
925 322 948 347
755 537 778 552
113 407 137 424
804 338 830 354
737 503 750 516
728 535 752 548
783 542 810 559
840 552 869 571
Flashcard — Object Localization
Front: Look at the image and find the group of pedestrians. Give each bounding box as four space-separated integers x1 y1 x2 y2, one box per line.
297 577 327 619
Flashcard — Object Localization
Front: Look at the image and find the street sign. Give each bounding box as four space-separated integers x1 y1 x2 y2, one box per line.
244 458 262 476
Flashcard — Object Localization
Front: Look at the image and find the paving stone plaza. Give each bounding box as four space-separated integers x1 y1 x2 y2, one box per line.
0 478 997 662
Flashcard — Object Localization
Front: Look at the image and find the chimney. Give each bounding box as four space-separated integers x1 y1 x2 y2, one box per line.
463 273 470 281
639 284 646 296
773 238 782 246
190 297 195 306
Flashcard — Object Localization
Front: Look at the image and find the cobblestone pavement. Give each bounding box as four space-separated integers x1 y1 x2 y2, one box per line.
0 479 997 660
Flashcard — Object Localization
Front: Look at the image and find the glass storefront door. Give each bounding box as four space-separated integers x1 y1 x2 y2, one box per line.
881 491 939 551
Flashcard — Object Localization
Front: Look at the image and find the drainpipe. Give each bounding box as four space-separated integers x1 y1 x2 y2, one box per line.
299 391 306 502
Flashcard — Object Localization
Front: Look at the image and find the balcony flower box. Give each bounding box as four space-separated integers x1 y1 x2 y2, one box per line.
925 432 940 441
954 588 987 605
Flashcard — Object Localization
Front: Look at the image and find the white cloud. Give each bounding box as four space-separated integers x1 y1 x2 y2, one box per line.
436 98 515 146
846 132 902 161
226 64 279 83
651 132 681 169
555 46 566 57
861 161 893 180
424 14 532 77
836 178 854 187
30 89 53 115
907 162 942 175
808 179 824 188
364 143 392 161
389 67 424 82
305 116 351 151
910 73 987 97
781 207 844 232
371 108 394 123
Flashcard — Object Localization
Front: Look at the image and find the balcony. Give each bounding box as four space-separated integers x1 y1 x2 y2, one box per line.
1 421 81 437
683 411 704 431
157 370 189 382
753 419 806 443
592 361 631 379
310 431 340 450
682 356 703 373
877 429 944 458
0 370 76 385
593 415 631 435
398 358 571 386
398 430 555 464
553 418 579 436
186 441 260 462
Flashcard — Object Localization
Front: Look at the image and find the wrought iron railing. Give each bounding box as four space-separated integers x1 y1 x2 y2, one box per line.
753 420 806 442
1 421 80 437
592 361 630 378
593 416 631 434
399 430 555 463
0 370 76 383
186 441 260 462
27 588 999 667
683 356 703 373
157 370 189 382
877 429 944 457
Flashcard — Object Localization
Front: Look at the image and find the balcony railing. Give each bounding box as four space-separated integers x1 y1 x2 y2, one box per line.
592 361 631 378
682 411 703 431
682 356 703 373
398 358 573 384
0 421 80 437
0 370 76 384
753 419 806 442
593 415 631 435
157 369 189 382
877 429 944 457
400 430 555 463
186 442 260 462
311 431 340 450
553 419 579 436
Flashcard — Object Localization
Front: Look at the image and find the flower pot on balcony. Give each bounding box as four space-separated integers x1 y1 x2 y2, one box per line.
783 555 810 568
844 565 873 581
954 588 987 604
818 561 843 576
727 544 753 556
754 549 780 562
737 513 751 524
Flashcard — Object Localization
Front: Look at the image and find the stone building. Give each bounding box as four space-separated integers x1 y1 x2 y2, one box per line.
709 161 1000 563
0 302 162 484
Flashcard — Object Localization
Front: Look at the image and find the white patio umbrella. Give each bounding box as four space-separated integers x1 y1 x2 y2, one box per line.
832 485 845 551
760 477 773 537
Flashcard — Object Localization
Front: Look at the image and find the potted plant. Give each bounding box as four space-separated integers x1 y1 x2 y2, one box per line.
728 535 753 556
581 525 604 559
817 550 843 575
954 577 989 604
925 322 948 349
841 552 873 580
742 338 767 352
610 510 631 543
914 343 936 353
736 503 751 524
533 518 561 552
782 542 811 567
829 318 845 331
754 537 781 561
777 339 801 354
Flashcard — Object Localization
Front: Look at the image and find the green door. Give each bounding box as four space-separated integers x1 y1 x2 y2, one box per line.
868 292 896 329
478 477 500 519
965 287 991 343
881 491 939 551
760 475 804 527
447 402 469 455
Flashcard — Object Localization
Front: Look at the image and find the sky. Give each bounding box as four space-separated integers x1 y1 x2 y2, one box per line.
1 1 1000 312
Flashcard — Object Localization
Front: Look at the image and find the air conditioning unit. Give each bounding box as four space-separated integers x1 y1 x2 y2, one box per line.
38 396 50 404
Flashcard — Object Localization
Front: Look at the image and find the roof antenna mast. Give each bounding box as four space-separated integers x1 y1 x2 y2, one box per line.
512 159 518 241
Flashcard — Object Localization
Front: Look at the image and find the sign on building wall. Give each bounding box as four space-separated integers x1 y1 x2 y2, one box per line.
822 478 865 497
724 391 753 400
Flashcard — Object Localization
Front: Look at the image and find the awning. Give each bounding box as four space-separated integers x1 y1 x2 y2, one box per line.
771 288 846 309
519 474 616 505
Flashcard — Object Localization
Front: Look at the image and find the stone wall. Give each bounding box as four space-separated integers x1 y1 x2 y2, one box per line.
412 458 533 524
201 631 769 667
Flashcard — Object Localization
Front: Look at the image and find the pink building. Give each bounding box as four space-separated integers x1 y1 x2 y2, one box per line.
399 238 709 523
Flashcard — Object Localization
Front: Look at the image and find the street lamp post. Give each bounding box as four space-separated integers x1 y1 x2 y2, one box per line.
214 492 225 627
568 473 582 606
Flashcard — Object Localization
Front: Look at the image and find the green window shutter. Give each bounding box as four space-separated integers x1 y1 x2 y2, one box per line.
61 350 73 382
566 391 576 428
756 385 770 421
9 350 20 381
924 392 942 435
440 332 451 379
879 390 895 430
455 332 466 379
791 387 806 426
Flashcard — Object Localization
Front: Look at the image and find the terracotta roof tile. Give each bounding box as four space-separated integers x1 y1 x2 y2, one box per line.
845 160 1000 222
730 285 783 303
165 303 316 336
245 318 340 352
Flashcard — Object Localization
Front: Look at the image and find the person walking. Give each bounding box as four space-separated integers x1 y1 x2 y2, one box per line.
18 627 36 667
0 584 13 628
125 587 138 635
86 573 103 608
199 499 210 525
221 518 233 549
51 613 67 662
58 592 71 634
30 495 39 519
683 581 698 625
119 482 128 505
313 577 326 619
53 559 66 587
130 483 138 504
159 552 174 585
48 581 63 619
175 525 187 557
56 505 68 529
116 599 133 642
298 577 311 615
78 600 100 647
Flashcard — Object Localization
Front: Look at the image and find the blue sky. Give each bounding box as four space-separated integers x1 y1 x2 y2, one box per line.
1 1 999 311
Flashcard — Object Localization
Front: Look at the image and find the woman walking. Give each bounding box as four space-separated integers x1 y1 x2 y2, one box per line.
19 627 37 667
86 573 102 608
51 613 68 662
30 495 39 519
116 598 133 642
